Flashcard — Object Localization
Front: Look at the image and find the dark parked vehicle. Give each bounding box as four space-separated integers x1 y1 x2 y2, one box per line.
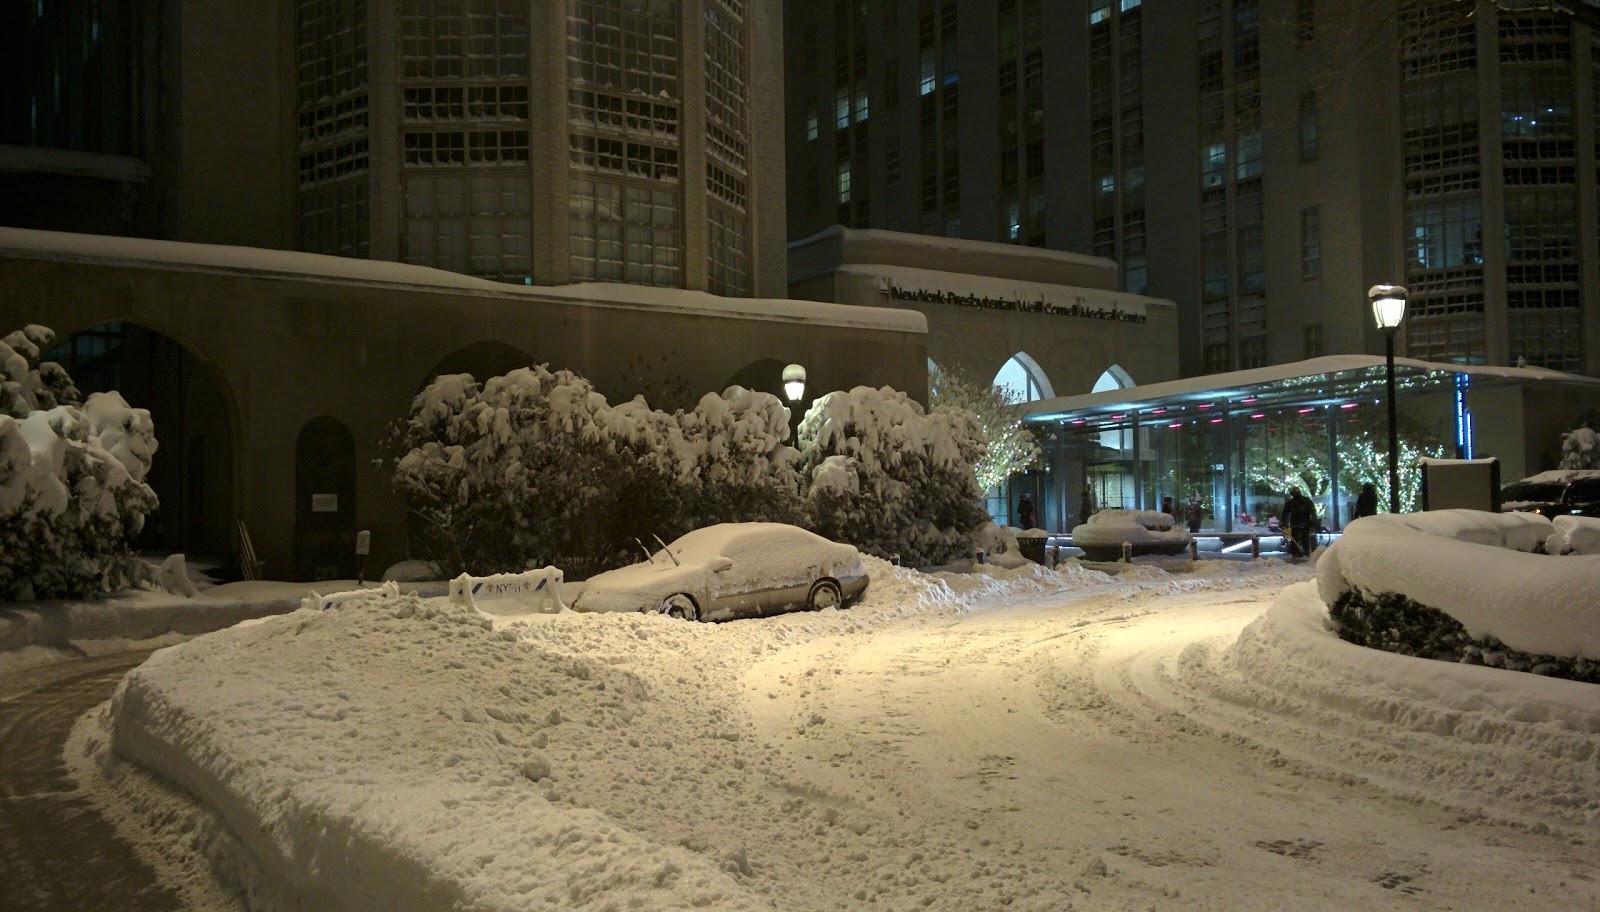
1500 470 1600 519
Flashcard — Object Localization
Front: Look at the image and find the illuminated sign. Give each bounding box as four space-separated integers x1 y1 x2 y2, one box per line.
883 282 1148 324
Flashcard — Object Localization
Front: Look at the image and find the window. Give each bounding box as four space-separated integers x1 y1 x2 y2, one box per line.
837 160 852 203
1237 223 1265 292
405 173 531 280
1300 207 1321 277
1296 0 1314 44
1089 1 1111 26
836 87 850 129
1202 143 1226 187
1303 323 1324 358
1407 197 1483 269
1235 132 1262 180
805 105 818 141
568 177 681 286
920 48 936 95
1299 91 1318 161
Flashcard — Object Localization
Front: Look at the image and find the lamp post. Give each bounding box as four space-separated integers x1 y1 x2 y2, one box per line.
1368 284 1408 513
782 363 806 402
782 363 807 441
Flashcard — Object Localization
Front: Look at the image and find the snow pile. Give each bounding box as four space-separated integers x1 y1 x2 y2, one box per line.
1546 515 1600 555
1315 510 1600 658
1 325 159 599
97 559 1084 911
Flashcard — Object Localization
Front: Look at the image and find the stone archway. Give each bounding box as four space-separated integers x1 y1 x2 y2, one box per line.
44 321 237 561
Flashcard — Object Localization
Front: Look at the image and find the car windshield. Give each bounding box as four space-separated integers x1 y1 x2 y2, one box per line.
1502 481 1566 502
1567 479 1600 501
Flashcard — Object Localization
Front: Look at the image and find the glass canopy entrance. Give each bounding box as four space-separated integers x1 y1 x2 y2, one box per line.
1020 355 1600 536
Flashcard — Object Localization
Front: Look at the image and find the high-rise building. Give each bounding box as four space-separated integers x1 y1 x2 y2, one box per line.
784 0 1600 379
2 0 788 297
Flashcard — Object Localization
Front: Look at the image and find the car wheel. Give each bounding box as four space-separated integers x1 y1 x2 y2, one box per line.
807 579 843 611
660 593 699 621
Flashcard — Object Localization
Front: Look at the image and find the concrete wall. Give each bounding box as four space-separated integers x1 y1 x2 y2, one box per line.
1 254 925 581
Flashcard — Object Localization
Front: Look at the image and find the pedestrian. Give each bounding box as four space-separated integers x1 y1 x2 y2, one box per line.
1077 484 1096 527
1161 495 1176 526
1355 482 1378 518
1186 494 1203 533
1282 487 1317 559
1016 496 1036 530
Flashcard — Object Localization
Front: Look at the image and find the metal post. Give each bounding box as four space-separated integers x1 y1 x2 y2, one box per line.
1385 331 1400 513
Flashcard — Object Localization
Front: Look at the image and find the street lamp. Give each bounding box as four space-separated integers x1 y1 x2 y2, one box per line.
782 363 807 402
1369 283 1409 513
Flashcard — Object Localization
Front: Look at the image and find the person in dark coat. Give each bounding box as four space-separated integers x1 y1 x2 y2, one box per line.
1282 487 1317 558
1355 482 1379 518
1186 494 1204 533
1016 496 1036 530
1160 496 1176 526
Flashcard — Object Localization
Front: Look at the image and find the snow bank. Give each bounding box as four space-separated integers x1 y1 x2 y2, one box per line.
1239 584 1600 736
1315 510 1600 658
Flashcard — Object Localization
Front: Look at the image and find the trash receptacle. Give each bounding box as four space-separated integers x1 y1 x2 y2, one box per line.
1015 536 1048 565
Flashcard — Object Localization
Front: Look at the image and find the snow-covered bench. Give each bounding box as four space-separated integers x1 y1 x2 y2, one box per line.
301 580 400 612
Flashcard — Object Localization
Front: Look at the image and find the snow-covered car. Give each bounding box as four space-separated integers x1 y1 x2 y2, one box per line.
573 523 869 622
1501 469 1600 519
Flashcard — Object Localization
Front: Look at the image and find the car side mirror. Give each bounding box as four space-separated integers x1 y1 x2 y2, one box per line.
710 556 733 573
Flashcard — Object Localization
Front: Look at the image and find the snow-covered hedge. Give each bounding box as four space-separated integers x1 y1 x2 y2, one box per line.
389 366 806 578
392 376 998 576
1 325 159 599
1316 510 1600 661
799 386 990 567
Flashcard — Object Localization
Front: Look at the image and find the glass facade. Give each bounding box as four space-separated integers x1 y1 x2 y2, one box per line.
398 0 531 280
566 0 682 286
298 0 371 259
4 0 147 157
704 0 750 295
1022 361 1551 536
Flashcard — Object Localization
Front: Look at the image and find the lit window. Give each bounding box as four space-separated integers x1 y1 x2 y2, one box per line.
837 160 852 203
805 106 818 141
855 89 869 122
1089 1 1111 26
1201 143 1226 187
920 49 935 95
836 87 850 129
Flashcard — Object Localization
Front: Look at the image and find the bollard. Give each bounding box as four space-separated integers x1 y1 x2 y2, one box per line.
974 548 987 565
891 553 901 567
1189 539 1198 561
1251 533 1260 559
1121 541 1132 563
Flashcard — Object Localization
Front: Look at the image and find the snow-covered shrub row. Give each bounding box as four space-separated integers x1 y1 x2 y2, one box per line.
799 385 990 567
1 326 159 599
392 374 994 576
389 366 806 579
1316 510 1600 665
1326 589 1599 683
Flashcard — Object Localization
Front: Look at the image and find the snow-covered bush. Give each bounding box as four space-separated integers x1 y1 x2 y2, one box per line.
1558 426 1599 470
388 367 803 578
1317 510 1600 677
1 326 159 599
797 386 989 566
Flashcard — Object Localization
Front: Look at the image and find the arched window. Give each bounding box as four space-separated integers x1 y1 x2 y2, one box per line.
992 352 1054 402
1093 364 1134 393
